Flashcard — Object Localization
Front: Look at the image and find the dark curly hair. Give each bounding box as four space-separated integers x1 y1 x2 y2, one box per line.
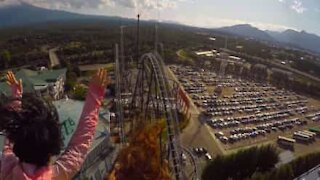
0 94 63 167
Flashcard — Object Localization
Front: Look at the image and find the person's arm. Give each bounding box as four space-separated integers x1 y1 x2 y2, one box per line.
53 69 108 178
2 71 23 155
6 71 22 105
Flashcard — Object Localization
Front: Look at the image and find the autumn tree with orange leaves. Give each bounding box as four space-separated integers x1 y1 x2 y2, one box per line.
109 121 171 180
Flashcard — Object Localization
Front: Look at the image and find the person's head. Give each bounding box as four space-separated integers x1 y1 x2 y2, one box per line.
0 94 63 167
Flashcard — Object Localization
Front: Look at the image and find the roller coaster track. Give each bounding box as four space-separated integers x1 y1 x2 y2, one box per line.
115 44 126 144
116 49 197 179
150 53 182 180
127 52 182 179
181 147 199 180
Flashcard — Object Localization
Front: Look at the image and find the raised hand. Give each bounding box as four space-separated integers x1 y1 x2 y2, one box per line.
6 71 23 95
90 69 108 88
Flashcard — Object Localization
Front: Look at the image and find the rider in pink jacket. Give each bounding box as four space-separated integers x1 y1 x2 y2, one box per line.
0 69 108 179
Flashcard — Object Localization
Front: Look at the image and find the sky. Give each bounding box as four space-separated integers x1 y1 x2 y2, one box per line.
1 0 320 35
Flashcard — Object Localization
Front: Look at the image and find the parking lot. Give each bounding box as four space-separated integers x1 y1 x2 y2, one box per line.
170 65 320 152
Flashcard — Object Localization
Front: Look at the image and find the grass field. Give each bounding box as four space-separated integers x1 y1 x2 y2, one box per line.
79 63 114 73
177 49 190 60
176 49 195 65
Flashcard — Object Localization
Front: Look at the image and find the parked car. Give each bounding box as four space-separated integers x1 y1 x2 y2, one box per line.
205 153 212 161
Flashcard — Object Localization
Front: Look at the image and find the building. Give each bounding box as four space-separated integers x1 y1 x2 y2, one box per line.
53 99 117 180
195 50 217 57
0 68 67 100
295 164 320 180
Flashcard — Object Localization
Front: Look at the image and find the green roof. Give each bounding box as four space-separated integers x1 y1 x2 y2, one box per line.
0 82 10 95
0 68 67 95
15 69 38 77
29 77 49 86
53 99 110 148
36 69 67 82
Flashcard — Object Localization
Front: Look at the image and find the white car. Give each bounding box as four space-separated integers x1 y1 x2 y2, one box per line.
205 153 212 161
181 153 187 162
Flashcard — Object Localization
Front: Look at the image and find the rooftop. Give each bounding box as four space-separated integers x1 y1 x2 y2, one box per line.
53 99 110 148
0 68 67 95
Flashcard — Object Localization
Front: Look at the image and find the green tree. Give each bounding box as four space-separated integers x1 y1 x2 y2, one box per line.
202 155 227 180
73 84 88 101
65 62 79 92
250 151 320 179
65 71 77 91
251 172 269 180
257 145 279 172
274 164 294 180
1 50 11 68
202 145 279 180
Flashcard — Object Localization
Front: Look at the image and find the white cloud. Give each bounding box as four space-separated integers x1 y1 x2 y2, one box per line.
109 0 179 17
290 0 306 14
0 0 181 10
278 0 285 3
250 22 298 31
0 0 113 9
176 17 298 32
0 0 21 7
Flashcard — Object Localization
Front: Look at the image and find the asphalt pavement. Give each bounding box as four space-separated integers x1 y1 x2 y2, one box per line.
295 165 320 180
166 67 225 156
49 48 60 67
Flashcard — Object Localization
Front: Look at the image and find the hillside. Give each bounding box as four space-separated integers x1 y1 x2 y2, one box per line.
1 2 319 54
216 24 320 54
0 2 133 27
266 30 320 54
216 24 274 42
0 3 83 27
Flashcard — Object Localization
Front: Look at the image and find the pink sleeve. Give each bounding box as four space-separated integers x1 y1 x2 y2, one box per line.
53 84 105 178
10 84 22 99
2 140 14 155
6 83 22 110
2 84 22 155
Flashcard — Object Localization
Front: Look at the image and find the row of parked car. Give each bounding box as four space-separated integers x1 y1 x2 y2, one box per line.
240 86 277 92
207 109 297 129
255 118 307 131
306 111 320 121
214 118 308 144
192 94 218 101
205 102 291 117
214 97 274 106
201 77 239 87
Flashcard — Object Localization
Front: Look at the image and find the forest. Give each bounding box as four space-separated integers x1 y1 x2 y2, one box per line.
0 21 319 99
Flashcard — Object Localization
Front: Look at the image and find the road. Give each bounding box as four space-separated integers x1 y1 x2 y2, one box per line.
222 48 320 83
295 164 320 180
49 48 60 68
166 67 225 156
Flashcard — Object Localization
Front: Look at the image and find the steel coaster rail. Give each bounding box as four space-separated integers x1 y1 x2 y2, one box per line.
115 44 126 144
149 54 182 180
127 52 200 180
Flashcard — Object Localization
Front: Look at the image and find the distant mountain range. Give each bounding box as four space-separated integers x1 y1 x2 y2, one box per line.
216 24 320 54
0 3 319 54
0 2 134 27
266 29 320 54
0 3 84 27
216 24 274 42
